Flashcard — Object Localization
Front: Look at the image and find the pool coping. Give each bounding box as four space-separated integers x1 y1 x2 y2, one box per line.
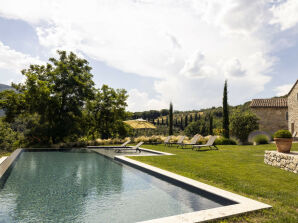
114 150 272 223
0 148 271 223
0 149 23 180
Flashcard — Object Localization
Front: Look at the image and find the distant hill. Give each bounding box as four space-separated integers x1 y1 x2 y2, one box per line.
0 83 11 91
0 84 12 116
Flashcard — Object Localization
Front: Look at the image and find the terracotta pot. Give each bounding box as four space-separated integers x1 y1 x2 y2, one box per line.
274 138 293 153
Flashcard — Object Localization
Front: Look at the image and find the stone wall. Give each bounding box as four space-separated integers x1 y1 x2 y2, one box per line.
288 82 298 133
251 108 288 135
264 150 298 174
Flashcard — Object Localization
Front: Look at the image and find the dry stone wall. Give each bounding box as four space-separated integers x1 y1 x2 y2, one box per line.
264 150 298 174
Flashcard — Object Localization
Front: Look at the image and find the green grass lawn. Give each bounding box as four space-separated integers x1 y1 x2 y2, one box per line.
129 143 298 223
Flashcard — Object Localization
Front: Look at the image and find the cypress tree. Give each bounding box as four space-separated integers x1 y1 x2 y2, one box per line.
161 118 164 125
169 102 173 135
157 119 160 125
184 115 188 127
201 122 207 136
222 80 230 138
209 113 213 135
189 114 193 122
166 116 169 126
194 113 198 122
180 117 183 130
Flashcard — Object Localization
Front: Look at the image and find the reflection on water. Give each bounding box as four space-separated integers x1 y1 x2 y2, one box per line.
0 151 226 223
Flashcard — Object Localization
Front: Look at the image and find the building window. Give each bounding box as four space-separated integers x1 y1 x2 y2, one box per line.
286 112 288 121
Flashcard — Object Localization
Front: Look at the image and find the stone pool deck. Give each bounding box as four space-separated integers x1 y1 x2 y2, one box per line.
264 150 298 174
0 156 8 165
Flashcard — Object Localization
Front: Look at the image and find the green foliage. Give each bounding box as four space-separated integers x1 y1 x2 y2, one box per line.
222 80 230 138
214 137 237 145
230 111 259 143
273 130 292 138
184 115 188 128
208 113 213 135
184 120 208 137
169 102 173 135
87 85 129 139
0 119 23 151
253 134 269 144
0 51 131 145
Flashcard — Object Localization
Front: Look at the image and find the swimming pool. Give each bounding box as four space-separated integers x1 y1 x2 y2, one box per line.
0 150 235 223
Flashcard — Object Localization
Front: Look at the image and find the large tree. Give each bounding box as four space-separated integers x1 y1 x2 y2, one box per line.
169 102 173 135
1 51 96 143
222 80 230 138
88 85 129 139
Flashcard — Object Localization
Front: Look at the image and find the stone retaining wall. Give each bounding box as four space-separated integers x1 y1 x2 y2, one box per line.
264 150 298 174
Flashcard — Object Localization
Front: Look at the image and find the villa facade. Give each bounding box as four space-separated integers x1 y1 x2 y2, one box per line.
288 80 298 134
250 79 298 135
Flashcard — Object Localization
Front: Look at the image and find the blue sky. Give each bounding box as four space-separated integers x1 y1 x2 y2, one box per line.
0 0 297 111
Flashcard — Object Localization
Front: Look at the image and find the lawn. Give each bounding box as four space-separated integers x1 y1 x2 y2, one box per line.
129 143 298 223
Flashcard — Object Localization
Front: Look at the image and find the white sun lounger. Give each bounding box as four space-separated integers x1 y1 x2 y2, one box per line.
87 139 131 148
115 142 144 153
192 136 218 150
178 134 201 149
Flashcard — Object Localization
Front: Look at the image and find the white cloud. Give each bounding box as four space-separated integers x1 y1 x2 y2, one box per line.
274 84 293 96
224 58 246 78
270 0 298 30
0 0 291 110
0 41 44 83
127 89 167 112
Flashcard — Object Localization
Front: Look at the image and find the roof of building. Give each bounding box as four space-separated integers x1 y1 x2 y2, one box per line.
250 98 288 108
287 79 298 96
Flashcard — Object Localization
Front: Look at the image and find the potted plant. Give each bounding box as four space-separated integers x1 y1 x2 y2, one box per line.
273 130 293 153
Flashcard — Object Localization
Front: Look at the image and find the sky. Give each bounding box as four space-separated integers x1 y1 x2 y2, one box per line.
0 0 297 112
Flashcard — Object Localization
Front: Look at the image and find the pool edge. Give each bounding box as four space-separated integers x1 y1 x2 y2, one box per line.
0 149 23 180
115 155 272 223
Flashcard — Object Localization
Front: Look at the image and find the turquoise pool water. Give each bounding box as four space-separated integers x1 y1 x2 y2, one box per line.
0 151 230 222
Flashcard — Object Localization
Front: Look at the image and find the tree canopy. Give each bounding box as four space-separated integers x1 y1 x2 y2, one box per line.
0 51 130 145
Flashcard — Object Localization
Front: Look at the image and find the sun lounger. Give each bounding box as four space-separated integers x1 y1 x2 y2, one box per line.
164 136 172 146
163 136 185 147
87 139 131 148
178 134 201 149
115 142 144 153
192 136 218 150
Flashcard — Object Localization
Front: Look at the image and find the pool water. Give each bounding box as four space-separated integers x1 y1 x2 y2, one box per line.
0 151 228 222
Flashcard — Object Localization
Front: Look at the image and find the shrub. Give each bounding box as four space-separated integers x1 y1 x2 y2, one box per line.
273 130 292 138
214 137 237 145
0 119 24 151
230 111 259 143
253 135 269 144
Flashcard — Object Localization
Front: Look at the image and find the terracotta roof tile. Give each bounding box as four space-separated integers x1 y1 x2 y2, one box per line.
250 98 287 108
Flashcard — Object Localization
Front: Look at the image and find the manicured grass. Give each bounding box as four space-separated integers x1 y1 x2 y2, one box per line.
129 143 298 223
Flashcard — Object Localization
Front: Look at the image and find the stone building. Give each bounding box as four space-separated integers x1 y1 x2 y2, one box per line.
288 80 298 134
250 98 288 135
250 79 298 135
